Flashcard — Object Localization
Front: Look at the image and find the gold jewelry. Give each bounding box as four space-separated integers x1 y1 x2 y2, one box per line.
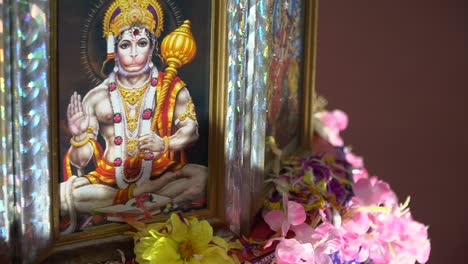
86 126 95 133
163 136 169 153
127 139 139 155
70 136 90 148
178 97 197 122
103 0 164 39
118 81 149 132
117 79 150 105
122 98 145 132
128 183 137 199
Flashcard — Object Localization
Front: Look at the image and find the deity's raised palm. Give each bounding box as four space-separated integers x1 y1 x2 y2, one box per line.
67 92 90 137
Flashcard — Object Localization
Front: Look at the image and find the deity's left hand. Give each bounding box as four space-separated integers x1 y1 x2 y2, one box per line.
139 132 165 153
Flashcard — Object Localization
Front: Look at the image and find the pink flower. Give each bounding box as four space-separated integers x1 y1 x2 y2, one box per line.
377 213 431 264
342 212 370 235
344 150 369 182
266 222 340 264
340 223 389 262
264 196 306 237
151 78 158 87
353 177 397 206
264 196 340 264
351 168 369 182
317 110 348 147
339 177 431 263
345 151 363 169
274 238 315 264
321 110 348 131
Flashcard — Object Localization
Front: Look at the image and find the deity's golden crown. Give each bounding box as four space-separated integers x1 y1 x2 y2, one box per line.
103 0 164 38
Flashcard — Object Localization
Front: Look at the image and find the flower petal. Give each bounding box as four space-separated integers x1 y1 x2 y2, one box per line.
354 178 395 205
276 239 311 264
264 209 286 232
313 223 341 255
287 201 306 226
188 218 213 250
291 223 314 243
343 212 370 235
170 214 188 243
139 237 181 264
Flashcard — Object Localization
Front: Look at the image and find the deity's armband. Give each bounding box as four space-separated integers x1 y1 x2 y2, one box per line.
69 126 98 148
175 97 198 127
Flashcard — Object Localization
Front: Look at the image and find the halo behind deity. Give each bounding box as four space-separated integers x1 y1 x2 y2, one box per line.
80 0 184 85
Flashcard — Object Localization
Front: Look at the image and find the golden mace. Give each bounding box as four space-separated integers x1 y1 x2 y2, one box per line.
152 20 197 134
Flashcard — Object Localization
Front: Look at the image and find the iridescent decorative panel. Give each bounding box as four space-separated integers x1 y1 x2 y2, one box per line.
0 0 14 261
224 0 317 234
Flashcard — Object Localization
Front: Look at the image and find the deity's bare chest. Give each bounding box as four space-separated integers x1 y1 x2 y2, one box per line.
94 98 115 125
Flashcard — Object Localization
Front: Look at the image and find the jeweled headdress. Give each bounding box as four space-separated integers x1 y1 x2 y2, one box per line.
102 0 164 60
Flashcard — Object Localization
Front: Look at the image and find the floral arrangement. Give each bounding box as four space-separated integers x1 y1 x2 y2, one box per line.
248 109 431 264
129 109 430 264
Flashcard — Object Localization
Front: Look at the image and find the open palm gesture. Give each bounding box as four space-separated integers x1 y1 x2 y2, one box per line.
67 92 90 137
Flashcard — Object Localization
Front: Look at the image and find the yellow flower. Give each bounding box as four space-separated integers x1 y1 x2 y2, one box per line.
134 214 239 264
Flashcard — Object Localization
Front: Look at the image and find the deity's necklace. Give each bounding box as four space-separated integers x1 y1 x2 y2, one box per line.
116 77 150 105
108 67 159 188
116 75 151 155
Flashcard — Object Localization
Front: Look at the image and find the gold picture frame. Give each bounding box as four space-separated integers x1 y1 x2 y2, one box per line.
43 0 228 261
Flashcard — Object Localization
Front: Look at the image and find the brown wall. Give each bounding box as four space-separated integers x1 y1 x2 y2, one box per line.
316 0 468 263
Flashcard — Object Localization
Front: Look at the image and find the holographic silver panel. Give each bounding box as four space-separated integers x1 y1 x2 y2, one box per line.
10 0 51 262
0 0 15 260
224 0 272 234
225 0 248 234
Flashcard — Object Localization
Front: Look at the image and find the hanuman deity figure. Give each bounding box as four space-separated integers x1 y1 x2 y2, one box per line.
60 0 207 233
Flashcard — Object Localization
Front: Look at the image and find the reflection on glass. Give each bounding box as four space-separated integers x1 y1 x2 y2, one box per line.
0 0 14 256
266 0 304 151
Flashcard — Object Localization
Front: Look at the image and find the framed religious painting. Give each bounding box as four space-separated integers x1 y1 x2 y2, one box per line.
5 0 228 262
53 0 225 238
